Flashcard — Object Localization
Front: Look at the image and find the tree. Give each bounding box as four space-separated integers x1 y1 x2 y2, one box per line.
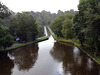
29 10 77 37
0 2 13 49
50 15 65 37
61 14 74 39
50 13 74 38
10 12 39 42
73 0 100 50
73 12 85 46
57 10 63 16
0 2 11 19
0 25 13 49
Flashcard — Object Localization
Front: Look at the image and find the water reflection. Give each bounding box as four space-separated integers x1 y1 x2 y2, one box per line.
50 42 100 75
86 58 93 71
50 42 74 75
57 62 64 75
73 47 81 65
0 35 100 75
0 52 14 75
50 42 73 62
8 44 38 71
46 27 51 37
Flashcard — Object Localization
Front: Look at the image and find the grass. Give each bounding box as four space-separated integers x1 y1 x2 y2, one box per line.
52 35 60 40
8 36 49 50
81 46 100 63
46 27 100 64
95 57 100 63
52 35 81 46
52 34 100 64
48 26 100 64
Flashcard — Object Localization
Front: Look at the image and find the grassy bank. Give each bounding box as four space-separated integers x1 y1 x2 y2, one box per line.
53 35 80 45
6 36 48 51
52 35 100 64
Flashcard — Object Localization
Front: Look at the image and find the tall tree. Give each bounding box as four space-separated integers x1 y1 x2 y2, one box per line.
61 14 74 39
0 25 13 49
0 2 11 19
10 12 38 42
73 12 85 46
50 15 65 37
0 2 13 49
50 13 74 38
73 0 100 50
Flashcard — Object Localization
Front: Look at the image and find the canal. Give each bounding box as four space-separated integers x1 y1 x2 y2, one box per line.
0 28 100 75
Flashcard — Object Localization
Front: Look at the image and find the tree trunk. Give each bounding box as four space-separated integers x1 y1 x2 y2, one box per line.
95 37 100 52
80 40 84 46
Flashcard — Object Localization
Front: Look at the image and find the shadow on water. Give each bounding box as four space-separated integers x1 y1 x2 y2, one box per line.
0 35 100 75
0 44 39 75
8 43 39 71
0 52 14 75
0 43 39 75
50 42 100 75
46 26 51 37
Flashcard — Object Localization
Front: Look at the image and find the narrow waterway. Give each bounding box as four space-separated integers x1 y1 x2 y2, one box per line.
0 31 100 75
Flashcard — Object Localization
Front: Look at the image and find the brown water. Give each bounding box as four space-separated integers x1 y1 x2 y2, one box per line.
0 35 100 75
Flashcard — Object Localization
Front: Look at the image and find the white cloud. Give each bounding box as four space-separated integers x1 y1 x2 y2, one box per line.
0 0 79 13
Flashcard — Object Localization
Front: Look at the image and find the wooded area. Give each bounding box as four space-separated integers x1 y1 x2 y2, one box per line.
0 0 100 53
1 0 100 74
0 1 77 49
50 0 100 52
0 2 38 49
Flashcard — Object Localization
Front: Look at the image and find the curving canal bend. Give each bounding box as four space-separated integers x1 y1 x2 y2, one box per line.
0 29 100 75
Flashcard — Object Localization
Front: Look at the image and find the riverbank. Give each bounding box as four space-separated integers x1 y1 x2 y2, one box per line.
45 26 100 64
52 35 100 64
1 36 48 51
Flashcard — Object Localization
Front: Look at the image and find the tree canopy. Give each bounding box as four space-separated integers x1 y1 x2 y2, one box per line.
50 15 65 37
62 14 74 39
0 2 13 49
73 0 100 51
0 25 13 49
10 12 39 42
50 13 74 38
29 10 77 37
0 2 11 19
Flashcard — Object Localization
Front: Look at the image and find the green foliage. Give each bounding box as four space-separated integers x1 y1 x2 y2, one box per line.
52 35 60 40
30 9 77 26
0 2 11 19
73 0 100 51
73 12 85 46
0 2 13 49
61 14 74 39
29 10 77 37
50 13 74 39
0 25 13 49
30 10 52 26
9 36 48 50
10 12 39 41
38 25 44 37
50 15 65 37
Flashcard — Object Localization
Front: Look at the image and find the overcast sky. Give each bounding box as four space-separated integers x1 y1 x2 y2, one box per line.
0 0 79 13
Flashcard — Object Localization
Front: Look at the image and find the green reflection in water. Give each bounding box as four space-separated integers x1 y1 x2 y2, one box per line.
50 42 100 75
8 44 38 71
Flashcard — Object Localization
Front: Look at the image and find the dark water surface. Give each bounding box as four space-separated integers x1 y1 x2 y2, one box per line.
0 35 100 75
